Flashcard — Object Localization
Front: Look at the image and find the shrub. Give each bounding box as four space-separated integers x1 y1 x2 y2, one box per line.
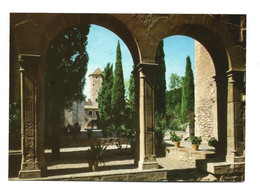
170 132 182 142
208 137 218 147
190 136 202 145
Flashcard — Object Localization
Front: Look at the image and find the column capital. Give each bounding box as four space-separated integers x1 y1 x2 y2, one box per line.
136 63 159 78
18 54 40 78
226 70 245 81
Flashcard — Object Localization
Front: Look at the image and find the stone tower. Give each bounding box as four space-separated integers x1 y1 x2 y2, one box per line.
194 40 218 142
88 67 103 105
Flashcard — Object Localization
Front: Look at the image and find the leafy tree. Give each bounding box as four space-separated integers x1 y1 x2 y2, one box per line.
169 73 184 89
45 24 90 158
124 72 136 151
98 63 114 137
111 41 126 134
166 87 182 116
181 56 194 123
155 40 166 115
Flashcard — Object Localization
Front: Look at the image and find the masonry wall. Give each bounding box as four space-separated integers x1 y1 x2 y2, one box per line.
194 40 218 142
64 101 85 128
89 74 102 105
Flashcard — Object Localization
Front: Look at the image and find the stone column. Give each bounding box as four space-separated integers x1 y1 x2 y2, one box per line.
213 74 228 160
18 54 41 179
137 63 159 170
226 70 245 163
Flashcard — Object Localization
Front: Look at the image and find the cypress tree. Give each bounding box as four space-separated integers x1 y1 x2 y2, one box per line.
45 24 90 158
111 41 126 132
155 40 166 115
98 63 114 137
181 56 194 123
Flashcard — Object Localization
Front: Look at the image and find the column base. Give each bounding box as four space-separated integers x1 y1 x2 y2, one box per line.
138 161 159 170
18 169 41 179
226 155 245 163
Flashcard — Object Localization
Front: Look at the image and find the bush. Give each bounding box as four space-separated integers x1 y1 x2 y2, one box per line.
208 137 218 147
190 136 202 145
155 112 167 145
170 132 182 142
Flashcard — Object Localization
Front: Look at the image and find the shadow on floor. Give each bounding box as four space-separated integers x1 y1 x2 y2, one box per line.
45 148 136 177
166 168 210 181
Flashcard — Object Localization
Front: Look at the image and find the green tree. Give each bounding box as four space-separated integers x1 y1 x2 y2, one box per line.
111 41 126 134
166 87 182 116
98 63 114 137
155 40 166 115
45 24 90 158
181 56 194 123
169 73 184 89
124 72 136 150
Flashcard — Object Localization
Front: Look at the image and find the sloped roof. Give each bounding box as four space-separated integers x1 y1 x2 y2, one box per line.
88 67 102 76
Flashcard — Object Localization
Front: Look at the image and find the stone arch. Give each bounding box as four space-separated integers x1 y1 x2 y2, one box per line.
41 14 140 67
151 23 231 159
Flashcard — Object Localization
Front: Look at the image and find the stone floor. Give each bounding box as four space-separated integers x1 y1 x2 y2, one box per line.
42 130 215 181
9 130 216 181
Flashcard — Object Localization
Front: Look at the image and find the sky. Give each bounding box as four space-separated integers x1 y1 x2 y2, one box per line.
84 24 194 98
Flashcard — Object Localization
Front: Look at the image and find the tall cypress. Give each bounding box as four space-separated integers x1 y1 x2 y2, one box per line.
98 63 114 137
111 41 125 131
155 40 166 115
181 56 194 123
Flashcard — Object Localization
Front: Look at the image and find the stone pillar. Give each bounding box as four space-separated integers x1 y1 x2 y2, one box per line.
213 74 227 160
226 70 245 163
137 63 159 170
18 54 41 179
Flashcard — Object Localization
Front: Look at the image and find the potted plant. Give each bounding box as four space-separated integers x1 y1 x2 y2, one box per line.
86 144 107 171
87 129 93 139
208 137 218 148
170 132 182 148
190 136 202 151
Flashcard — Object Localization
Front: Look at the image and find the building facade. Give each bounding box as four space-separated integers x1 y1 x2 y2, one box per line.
64 67 103 130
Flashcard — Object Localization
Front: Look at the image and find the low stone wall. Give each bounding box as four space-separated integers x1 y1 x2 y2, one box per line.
165 146 215 162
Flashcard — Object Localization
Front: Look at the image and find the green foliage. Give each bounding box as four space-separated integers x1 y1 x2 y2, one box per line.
86 144 107 163
166 87 182 117
170 132 182 142
169 73 184 89
190 136 202 145
45 24 90 110
208 137 218 147
181 56 194 123
155 40 166 115
9 102 20 138
155 112 167 144
98 63 114 137
44 24 90 157
111 41 126 132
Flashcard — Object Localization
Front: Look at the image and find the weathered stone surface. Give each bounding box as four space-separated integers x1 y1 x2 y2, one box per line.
194 40 217 142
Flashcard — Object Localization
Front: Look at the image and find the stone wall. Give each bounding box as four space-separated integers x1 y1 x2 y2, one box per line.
64 101 86 128
194 40 218 142
89 74 102 106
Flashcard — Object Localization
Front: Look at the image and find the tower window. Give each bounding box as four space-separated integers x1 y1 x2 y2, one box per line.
89 111 92 116
93 84 94 86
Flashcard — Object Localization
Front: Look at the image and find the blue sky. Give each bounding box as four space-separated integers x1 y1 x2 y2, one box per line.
84 24 194 97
